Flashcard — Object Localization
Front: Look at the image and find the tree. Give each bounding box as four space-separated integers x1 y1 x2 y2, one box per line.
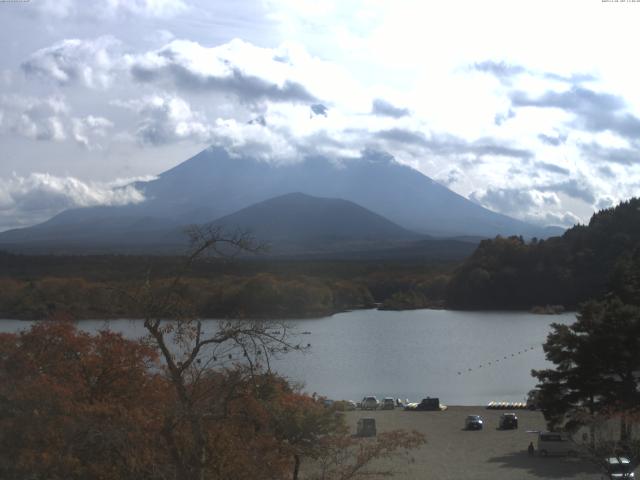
0 225 427 479
0 321 166 480
532 297 640 440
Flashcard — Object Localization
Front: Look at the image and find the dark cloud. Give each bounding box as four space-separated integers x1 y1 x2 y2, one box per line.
376 128 429 146
598 165 615 179
539 179 596 204
579 142 640 166
310 103 328 116
472 61 526 81
371 99 409 118
131 62 317 104
376 128 533 160
538 133 567 146
494 109 515 126
511 87 640 140
536 161 570 176
248 115 266 126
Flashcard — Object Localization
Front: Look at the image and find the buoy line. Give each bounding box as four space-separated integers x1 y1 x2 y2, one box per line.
455 345 539 376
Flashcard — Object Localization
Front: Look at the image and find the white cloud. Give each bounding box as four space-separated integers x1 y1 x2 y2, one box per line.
113 93 213 145
22 36 121 89
0 173 147 231
72 115 114 148
0 95 113 149
0 95 69 141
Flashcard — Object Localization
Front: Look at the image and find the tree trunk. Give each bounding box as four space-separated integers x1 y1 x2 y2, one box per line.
293 454 301 480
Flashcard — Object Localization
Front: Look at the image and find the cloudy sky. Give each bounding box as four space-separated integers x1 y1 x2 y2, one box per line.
1 0 639 231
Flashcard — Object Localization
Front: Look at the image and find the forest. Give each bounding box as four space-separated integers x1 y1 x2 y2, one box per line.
446 198 640 310
0 253 451 320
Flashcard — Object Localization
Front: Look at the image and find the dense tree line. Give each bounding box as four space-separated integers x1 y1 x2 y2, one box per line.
446 198 640 310
0 257 452 319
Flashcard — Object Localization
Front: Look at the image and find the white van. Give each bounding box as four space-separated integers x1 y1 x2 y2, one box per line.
537 432 578 456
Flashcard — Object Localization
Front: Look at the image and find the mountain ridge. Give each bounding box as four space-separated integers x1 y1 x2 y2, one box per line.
0 146 565 254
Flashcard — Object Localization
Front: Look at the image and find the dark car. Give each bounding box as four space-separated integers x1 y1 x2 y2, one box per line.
465 415 484 430
414 397 440 411
603 456 635 479
498 412 518 429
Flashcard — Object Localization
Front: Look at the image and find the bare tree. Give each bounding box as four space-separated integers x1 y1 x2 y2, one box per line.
128 225 304 480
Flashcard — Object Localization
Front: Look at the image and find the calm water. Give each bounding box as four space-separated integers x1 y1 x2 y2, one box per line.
0 309 575 405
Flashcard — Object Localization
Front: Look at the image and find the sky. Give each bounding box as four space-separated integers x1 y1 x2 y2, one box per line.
1 0 639 231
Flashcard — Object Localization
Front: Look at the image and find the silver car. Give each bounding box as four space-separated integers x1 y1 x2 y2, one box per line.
361 396 379 410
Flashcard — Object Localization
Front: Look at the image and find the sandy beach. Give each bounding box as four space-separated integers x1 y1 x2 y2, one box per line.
339 406 604 480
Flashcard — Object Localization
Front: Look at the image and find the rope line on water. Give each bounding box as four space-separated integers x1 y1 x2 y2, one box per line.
456 345 539 376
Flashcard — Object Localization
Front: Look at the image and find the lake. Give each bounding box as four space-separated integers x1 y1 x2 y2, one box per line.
0 309 575 405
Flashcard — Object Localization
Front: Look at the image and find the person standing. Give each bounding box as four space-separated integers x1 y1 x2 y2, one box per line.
528 441 535 456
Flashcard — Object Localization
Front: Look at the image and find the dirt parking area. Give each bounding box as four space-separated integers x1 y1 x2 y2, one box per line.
341 407 604 480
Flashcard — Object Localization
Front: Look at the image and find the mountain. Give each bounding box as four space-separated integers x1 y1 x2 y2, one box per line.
0 146 564 253
129 146 563 237
209 192 420 253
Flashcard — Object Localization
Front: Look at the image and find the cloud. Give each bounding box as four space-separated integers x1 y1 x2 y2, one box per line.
113 93 213 145
579 142 640 166
538 133 567 146
494 109 515 126
538 178 597 204
371 98 409 118
72 116 114 148
127 39 318 105
34 0 188 19
470 186 580 227
472 60 595 86
310 103 328 116
511 86 640 140
0 173 146 231
0 95 68 141
536 161 570 176
0 95 113 148
375 128 533 160
22 36 121 88
472 60 526 82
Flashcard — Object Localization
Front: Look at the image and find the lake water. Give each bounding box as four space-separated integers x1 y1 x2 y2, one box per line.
0 309 576 405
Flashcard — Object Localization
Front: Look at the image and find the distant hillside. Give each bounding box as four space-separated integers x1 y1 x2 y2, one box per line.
446 198 640 309
0 146 563 254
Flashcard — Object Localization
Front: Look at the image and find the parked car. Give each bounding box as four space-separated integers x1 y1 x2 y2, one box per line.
465 415 484 430
361 396 379 410
603 456 635 479
381 397 395 410
498 412 518 429
356 418 377 437
346 400 357 411
415 397 440 411
537 432 578 456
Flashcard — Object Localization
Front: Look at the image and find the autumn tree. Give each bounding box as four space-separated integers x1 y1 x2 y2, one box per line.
0 321 166 480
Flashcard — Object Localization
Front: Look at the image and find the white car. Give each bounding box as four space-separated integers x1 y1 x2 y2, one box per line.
361 396 379 410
